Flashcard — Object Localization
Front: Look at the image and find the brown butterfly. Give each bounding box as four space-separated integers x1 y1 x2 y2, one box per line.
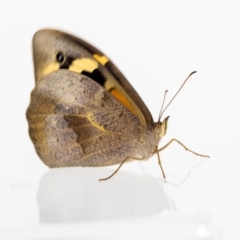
26 29 209 181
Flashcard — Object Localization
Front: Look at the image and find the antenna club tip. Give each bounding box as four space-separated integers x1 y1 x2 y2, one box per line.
190 71 197 75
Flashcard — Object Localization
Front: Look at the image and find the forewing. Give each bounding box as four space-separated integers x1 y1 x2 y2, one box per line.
32 29 153 127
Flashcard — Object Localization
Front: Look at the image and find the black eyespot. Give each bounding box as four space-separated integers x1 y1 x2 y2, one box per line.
56 52 65 63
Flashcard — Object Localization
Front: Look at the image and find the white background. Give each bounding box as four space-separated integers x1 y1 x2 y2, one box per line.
0 1 240 239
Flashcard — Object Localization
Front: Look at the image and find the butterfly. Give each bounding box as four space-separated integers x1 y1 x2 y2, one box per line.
26 29 209 181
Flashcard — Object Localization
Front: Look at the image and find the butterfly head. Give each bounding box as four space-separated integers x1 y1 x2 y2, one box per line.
154 116 169 137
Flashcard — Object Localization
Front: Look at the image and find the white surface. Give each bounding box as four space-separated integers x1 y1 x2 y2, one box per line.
0 1 240 239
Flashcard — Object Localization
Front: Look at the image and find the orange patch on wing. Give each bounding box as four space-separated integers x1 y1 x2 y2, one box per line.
109 88 136 115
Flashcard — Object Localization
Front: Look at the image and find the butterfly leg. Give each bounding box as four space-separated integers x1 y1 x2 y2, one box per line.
156 150 166 178
99 156 145 181
158 138 209 158
156 139 209 179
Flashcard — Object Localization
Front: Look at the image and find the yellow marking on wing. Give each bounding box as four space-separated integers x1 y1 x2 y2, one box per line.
109 88 136 115
87 113 107 133
104 78 116 91
43 62 60 76
86 112 133 138
69 58 98 73
93 54 109 65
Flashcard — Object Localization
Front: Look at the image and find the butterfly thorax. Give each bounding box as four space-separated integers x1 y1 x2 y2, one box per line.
133 116 170 160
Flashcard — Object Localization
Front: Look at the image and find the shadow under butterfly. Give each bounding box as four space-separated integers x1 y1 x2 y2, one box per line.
37 167 174 222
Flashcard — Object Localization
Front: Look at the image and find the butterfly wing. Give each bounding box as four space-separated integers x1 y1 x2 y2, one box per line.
27 29 159 167
27 70 149 167
32 29 153 127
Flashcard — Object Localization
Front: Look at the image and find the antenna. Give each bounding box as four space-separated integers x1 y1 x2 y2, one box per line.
158 71 197 122
158 90 168 122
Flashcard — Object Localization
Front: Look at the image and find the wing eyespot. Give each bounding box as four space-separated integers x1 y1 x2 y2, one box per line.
56 52 65 63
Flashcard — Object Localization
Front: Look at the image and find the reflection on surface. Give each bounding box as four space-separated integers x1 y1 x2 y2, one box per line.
37 167 174 223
